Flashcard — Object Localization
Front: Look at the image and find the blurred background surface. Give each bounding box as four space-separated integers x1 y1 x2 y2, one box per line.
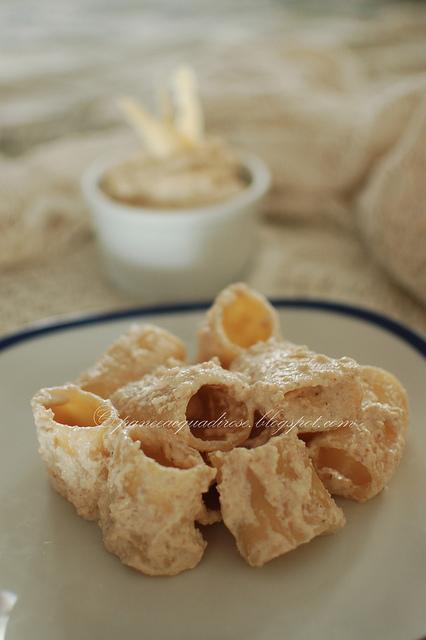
1 0 426 335
2 0 423 153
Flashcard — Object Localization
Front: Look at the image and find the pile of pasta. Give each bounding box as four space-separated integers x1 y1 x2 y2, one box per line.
31 283 408 576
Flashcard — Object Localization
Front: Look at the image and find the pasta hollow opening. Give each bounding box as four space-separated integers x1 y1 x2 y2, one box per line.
129 428 191 469
202 483 220 512
246 411 282 446
186 384 249 442
250 411 269 441
222 293 274 348
48 389 107 428
298 432 316 444
317 447 371 486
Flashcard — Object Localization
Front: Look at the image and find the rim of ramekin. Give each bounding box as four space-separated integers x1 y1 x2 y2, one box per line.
81 150 271 221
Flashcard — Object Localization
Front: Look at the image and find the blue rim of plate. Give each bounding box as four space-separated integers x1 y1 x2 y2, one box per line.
0 298 425 358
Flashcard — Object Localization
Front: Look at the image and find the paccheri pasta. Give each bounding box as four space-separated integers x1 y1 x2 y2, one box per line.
230 338 364 439
111 360 253 453
32 384 122 520
31 283 409 576
306 366 408 501
209 430 345 567
99 423 216 575
77 323 186 398
197 282 280 367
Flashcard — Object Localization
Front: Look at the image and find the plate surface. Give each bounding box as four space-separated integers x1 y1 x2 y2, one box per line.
0 301 425 640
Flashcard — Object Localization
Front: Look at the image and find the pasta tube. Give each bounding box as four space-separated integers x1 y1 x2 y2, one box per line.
231 338 363 441
77 323 186 399
209 430 345 567
307 366 408 501
99 423 216 576
197 283 280 368
111 360 253 452
31 384 122 520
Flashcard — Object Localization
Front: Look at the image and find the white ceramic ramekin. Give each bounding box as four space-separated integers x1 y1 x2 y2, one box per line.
81 152 271 302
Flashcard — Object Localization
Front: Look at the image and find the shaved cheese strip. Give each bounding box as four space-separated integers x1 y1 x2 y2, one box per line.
111 360 252 453
157 85 174 125
76 323 186 399
173 66 204 144
31 384 122 520
99 423 216 576
209 430 345 567
307 365 408 502
197 283 281 368
118 97 186 157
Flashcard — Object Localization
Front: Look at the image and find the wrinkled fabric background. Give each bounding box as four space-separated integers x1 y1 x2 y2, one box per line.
1 1 425 335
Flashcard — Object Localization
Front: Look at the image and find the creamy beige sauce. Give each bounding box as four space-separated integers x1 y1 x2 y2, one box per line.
101 139 248 209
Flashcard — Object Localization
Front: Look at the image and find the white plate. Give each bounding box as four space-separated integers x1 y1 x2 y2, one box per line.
0 300 425 640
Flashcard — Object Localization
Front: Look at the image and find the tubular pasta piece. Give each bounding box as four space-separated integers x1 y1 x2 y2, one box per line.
197 283 280 368
209 430 345 567
307 366 408 502
31 384 122 520
231 338 363 437
358 365 408 433
76 323 186 398
111 360 253 452
99 423 216 576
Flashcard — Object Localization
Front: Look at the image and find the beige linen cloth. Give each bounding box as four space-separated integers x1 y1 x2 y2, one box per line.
1 6 425 336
